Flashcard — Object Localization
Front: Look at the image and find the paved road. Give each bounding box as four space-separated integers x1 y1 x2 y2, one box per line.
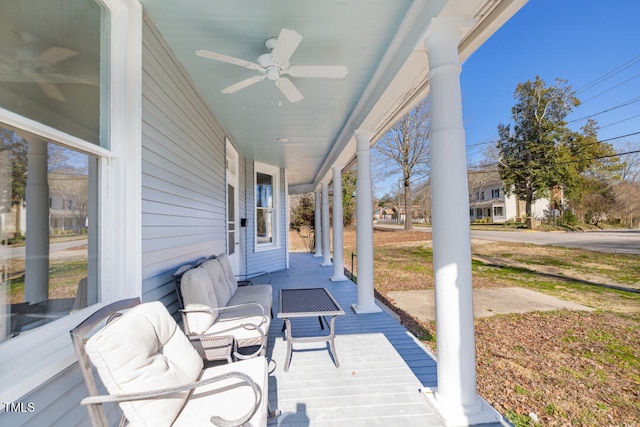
376 224 640 255
469 229 640 255
0 239 88 261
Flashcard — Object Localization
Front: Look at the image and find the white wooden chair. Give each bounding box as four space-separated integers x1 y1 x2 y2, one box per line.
70 298 269 427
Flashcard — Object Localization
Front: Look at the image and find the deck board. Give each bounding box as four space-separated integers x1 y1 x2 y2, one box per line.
266 253 442 426
266 253 510 426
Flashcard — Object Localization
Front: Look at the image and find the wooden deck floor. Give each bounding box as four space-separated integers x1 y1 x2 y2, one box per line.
266 253 443 426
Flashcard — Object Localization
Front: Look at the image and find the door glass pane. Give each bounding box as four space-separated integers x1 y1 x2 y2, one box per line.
228 231 235 255
0 0 106 146
1 126 98 343
227 183 234 221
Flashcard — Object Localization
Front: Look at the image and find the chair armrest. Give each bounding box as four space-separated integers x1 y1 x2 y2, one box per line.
81 371 262 427
232 324 266 360
236 271 272 285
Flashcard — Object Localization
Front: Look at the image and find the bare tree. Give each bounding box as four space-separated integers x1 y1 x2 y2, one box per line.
613 181 640 227
618 141 640 182
373 98 430 231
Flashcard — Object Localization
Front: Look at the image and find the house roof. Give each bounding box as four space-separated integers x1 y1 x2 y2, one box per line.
139 0 527 193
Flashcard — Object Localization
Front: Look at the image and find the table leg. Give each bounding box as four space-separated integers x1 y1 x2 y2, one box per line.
284 318 293 372
328 315 339 368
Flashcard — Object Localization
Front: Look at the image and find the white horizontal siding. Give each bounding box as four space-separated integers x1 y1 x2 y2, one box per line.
140 16 228 309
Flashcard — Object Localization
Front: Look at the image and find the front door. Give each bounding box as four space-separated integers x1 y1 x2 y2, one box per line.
226 139 240 275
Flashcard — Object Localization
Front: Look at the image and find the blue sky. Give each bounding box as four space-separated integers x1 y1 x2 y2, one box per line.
461 0 640 165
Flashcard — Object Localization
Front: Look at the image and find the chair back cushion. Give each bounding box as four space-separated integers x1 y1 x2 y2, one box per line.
86 301 203 427
200 259 232 307
215 253 238 296
181 266 221 333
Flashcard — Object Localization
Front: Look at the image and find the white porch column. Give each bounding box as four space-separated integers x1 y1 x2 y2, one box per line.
352 131 381 314
25 139 50 304
313 189 323 257
331 165 347 281
422 18 501 426
320 181 332 267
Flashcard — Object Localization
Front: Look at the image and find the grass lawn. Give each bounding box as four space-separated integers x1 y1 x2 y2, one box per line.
8 260 87 304
291 227 640 426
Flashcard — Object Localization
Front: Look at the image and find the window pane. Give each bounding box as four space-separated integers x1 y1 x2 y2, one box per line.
0 0 106 146
256 172 272 208
0 126 98 343
256 208 273 244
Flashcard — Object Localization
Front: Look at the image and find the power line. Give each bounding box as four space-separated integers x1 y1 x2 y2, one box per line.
466 130 640 154
568 95 640 124
575 55 640 94
581 72 640 104
599 113 640 130
466 133 640 172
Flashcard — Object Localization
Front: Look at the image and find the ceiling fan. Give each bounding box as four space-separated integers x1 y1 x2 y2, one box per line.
0 31 97 102
196 28 348 103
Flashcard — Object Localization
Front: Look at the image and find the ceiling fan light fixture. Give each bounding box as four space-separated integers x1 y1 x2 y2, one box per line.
266 67 279 81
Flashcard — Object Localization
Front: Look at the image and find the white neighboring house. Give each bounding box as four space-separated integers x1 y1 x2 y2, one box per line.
469 176 552 223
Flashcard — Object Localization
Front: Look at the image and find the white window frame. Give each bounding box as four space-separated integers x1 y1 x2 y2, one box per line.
254 162 280 252
0 0 142 404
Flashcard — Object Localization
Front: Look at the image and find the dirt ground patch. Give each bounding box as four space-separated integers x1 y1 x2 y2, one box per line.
289 226 640 426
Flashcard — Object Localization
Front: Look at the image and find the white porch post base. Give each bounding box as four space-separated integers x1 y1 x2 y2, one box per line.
330 165 348 281
351 302 381 314
320 181 333 267
421 388 503 427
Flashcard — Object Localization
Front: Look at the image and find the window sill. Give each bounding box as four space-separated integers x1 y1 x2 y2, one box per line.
0 303 107 404
255 243 280 253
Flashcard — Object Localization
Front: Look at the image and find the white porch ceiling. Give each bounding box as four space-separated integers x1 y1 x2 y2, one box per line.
140 0 526 193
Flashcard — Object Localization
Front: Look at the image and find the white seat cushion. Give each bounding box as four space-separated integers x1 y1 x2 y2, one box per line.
201 259 232 307
215 253 239 295
180 266 220 333
228 291 272 314
233 284 273 299
172 356 268 427
86 301 203 427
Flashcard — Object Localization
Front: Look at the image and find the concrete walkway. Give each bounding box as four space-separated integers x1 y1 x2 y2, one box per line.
387 287 595 322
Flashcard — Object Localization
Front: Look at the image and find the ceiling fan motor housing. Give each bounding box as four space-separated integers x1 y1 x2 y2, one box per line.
258 53 289 80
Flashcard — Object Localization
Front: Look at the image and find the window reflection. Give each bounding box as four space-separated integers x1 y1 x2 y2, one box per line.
0 0 104 146
0 126 98 342
256 172 273 244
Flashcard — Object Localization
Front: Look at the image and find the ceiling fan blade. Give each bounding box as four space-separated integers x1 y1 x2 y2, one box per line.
275 77 303 103
37 81 66 102
221 75 266 94
37 46 78 65
271 28 302 62
286 65 348 79
196 49 263 71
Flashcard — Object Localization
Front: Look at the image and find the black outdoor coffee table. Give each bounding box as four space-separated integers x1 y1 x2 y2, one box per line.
277 288 345 372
